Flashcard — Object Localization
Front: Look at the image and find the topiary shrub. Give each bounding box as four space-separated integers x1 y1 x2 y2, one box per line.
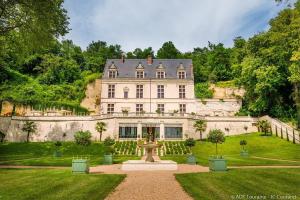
74 131 92 146
185 138 196 153
207 129 225 157
103 136 115 155
240 140 247 151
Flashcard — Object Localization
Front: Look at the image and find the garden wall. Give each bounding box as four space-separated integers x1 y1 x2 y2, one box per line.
0 115 258 142
260 116 300 144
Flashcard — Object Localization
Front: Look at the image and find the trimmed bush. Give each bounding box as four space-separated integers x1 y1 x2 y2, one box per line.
74 131 92 146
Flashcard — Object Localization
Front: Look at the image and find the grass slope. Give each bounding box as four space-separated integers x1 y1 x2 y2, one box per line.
176 168 300 200
0 169 125 200
163 132 300 166
0 142 139 166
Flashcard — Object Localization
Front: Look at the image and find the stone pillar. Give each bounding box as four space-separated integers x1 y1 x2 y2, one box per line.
137 121 142 140
160 121 165 140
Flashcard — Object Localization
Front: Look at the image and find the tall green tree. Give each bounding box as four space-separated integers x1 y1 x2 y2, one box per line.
157 41 181 59
0 0 69 49
289 51 300 128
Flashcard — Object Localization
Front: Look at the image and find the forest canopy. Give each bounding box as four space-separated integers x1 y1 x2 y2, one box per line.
0 0 299 127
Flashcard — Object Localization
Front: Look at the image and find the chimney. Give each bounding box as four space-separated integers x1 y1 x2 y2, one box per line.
121 54 125 63
147 55 153 65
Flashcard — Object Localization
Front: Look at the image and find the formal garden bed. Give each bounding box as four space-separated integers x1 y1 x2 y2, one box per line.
114 141 138 155
162 141 191 155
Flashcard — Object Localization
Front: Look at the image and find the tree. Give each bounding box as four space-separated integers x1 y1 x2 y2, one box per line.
193 120 207 140
22 121 37 142
95 121 107 142
126 47 154 59
157 41 181 59
0 0 69 49
289 50 300 129
84 41 122 72
256 120 271 136
207 129 225 155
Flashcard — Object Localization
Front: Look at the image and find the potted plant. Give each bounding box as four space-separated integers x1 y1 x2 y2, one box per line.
240 140 248 157
122 109 129 116
185 138 196 165
53 141 62 157
103 137 115 165
207 129 227 171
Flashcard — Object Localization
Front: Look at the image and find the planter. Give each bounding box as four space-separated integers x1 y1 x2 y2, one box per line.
240 150 249 157
187 155 196 165
103 154 113 165
209 157 227 171
72 159 89 173
53 151 62 157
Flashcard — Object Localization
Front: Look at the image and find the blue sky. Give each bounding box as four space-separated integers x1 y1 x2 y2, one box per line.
63 0 291 52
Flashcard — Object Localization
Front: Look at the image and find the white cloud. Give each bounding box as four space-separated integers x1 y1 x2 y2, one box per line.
64 0 288 52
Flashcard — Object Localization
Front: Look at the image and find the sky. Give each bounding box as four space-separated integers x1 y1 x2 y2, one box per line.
63 0 291 52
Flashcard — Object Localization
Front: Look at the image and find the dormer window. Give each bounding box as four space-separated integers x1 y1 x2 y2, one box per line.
136 63 144 78
156 63 165 79
177 63 186 79
109 70 117 78
108 62 118 78
178 71 186 79
157 71 165 79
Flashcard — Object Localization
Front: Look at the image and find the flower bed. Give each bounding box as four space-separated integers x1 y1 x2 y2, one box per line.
114 141 137 155
164 141 190 155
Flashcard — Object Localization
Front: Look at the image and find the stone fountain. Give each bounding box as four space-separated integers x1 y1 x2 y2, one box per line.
121 130 177 171
139 141 161 162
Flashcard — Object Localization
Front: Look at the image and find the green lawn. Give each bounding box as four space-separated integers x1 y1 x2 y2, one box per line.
176 168 300 200
0 169 125 200
162 132 300 166
0 142 139 166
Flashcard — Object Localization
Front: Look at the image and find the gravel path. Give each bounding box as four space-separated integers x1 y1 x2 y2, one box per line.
89 164 209 200
105 171 192 200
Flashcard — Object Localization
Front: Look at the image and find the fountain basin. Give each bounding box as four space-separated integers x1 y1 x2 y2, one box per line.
121 160 178 171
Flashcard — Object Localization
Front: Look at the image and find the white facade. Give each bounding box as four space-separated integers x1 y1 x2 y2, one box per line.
98 58 242 140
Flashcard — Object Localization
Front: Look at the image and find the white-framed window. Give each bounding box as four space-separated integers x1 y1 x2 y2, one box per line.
109 70 117 78
157 85 164 98
178 71 186 79
108 85 115 98
156 71 165 79
157 104 165 114
107 104 114 114
136 85 143 98
136 71 144 78
179 104 186 113
136 104 143 114
179 85 186 99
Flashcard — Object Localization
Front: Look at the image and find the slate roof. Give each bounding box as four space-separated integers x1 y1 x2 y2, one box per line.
103 59 193 79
